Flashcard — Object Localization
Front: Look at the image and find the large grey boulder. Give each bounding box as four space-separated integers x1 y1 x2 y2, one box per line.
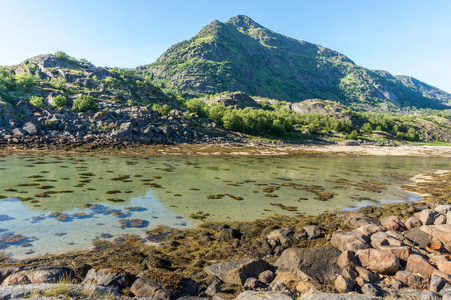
23 121 38 135
275 247 341 284
111 122 133 141
82 268 129 290
300 289 382 299
205 258 270 285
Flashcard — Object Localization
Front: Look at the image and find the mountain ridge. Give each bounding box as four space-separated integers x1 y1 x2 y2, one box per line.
144 15 451 110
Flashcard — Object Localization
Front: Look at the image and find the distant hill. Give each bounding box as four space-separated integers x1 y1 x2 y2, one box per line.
143 15 451 110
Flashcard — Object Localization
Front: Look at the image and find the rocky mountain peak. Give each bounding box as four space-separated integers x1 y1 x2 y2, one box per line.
225 15 263 30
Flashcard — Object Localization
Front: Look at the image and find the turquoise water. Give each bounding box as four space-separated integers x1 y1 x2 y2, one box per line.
0 153 449 258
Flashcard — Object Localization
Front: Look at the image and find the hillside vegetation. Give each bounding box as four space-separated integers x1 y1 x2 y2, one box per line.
143 15 451 110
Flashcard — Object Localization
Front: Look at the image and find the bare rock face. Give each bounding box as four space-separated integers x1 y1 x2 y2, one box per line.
356 249 399 275
204 258 270 285
275 247 341 284
289 99 346 115
202 92 259 109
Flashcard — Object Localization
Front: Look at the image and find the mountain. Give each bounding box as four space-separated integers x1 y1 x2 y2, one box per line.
144 15 451 110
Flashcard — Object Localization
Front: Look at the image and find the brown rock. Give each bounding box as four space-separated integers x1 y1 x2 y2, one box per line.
380 216 407 232
406 254 438 279
356 249 399 275
377 245 411 261
420 209 438 225
353 224 383 236
405 217 422 229
331 231 370 252
258 270 275 284
421 225 451 252
395 271 427 289
130 277 171 300
342 266 358 280
432 269 451 282
335 275 356 293
437 260 451 274
337 250 359 268
404 227 436 250
205 258 270 285
355 266 378 283
274 247 341 284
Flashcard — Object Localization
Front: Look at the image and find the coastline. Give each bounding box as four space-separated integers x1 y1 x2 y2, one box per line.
1 142 451 158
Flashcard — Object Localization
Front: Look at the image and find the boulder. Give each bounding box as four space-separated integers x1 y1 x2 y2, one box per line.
380 216 406 232
435 205 451 215
404 227 436 250
265 228 294 248
275 247 341 284
418 290 441 300
0 266 75 286
420 225 451 251
353 224 383 236
430 275 448 293
111 122 133 141
356 249 399 275
130 276 171 299
23 122 38 135
395 271 427 289
436 260 451 274
338 250 359 268
376 245 411 261
244 277 260 290
258 270 275 284
361 283 379 296
331 231 370 252
434 215 447 225
303 225 324 239
406 254 437 279
205 258 270 285
354 266 378 283
405 217 422 229
335 275 356 293
235 291 293 300
82 268 129 290
342 266 358 280
420 209 439 225
299 289 382 299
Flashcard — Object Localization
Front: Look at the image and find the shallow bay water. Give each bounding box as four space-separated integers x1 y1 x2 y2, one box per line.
0 153 449 258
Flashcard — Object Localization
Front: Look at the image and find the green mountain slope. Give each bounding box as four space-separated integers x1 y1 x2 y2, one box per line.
144 15 451 110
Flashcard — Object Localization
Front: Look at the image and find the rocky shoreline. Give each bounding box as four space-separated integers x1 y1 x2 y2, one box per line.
0 170 447 299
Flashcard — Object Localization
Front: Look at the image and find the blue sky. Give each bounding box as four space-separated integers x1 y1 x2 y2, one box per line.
1 0 450 92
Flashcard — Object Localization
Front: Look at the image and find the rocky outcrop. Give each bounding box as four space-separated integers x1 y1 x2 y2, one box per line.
204 258 270 285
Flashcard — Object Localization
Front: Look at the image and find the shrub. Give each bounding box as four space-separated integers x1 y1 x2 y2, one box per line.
29 96 45 107
50 76 67 90
362 123 373 134
152 103 171 116
15 73 39 91
72 95 96 112
52 95 67 107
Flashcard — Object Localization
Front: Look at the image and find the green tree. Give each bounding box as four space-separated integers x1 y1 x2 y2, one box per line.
72 95 96 112
29 96 45 107
362 123 373 135
348 130 359 140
